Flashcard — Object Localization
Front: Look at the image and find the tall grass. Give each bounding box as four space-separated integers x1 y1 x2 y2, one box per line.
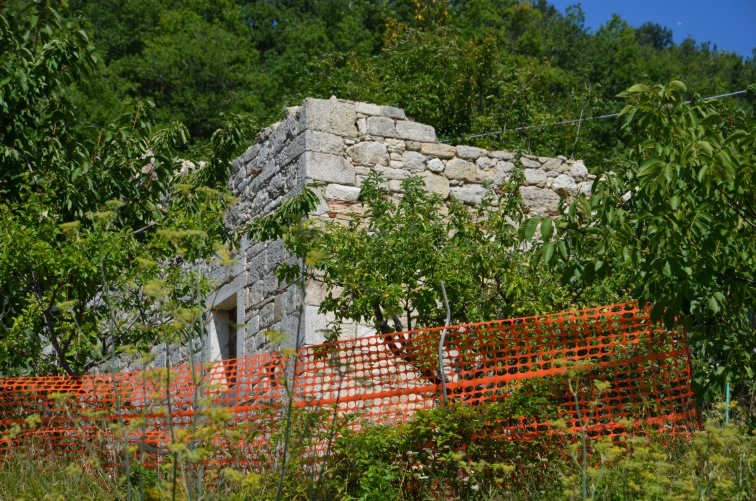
0 454 111 501
2 401 753 500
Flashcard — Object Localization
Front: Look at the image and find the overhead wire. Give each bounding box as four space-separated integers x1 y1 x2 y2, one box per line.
450 89 749 142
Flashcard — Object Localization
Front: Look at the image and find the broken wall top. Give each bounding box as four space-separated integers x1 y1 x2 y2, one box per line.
230 96 595 228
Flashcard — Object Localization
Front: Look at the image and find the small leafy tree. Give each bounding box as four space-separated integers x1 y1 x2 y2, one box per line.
528 80 755 394
0 3 252 375
250 171 624 335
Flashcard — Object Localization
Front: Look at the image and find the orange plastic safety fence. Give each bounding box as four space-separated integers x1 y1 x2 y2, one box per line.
0 302 697 467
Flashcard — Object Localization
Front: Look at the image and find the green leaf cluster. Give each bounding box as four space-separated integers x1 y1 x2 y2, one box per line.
259 172 625 333
528 80 755 394
0 3 252 375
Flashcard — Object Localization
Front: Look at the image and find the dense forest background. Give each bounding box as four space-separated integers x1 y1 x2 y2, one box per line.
29 0 756 166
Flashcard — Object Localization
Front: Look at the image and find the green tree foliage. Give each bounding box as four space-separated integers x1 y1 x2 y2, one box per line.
250 172 625 334
0 1 96 205
635 21 673 50
297 17 604 163
0 3 251 375
40 0 752 165
243 0 390 95
529 81 755 393
585 16 644 99
68 0 263 140
129 6 261 139
291 1 753 167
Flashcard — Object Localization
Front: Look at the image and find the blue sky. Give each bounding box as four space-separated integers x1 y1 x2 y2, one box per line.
548 1 755 58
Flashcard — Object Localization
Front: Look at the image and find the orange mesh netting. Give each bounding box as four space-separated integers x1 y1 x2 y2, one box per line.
0 302 697 465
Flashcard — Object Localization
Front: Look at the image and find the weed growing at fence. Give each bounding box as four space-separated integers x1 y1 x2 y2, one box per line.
1 302 750 500
2 403 754 500
328 380 568 500
558 417 755 500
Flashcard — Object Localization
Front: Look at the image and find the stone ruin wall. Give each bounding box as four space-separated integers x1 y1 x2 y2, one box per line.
212 97 596 359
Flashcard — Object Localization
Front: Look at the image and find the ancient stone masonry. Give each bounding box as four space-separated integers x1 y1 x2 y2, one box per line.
213 97 596 358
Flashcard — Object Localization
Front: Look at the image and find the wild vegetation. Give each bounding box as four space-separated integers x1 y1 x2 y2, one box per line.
2 383 753 500
5 0 752 159
0 0 754 499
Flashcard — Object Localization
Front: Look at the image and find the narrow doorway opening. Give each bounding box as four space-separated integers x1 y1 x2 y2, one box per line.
210 294 240 387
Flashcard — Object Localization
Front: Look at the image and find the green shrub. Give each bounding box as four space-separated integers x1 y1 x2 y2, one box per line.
559 418 755 500
329 378 568 500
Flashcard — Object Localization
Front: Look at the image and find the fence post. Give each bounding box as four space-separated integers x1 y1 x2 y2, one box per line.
438 281 451 406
